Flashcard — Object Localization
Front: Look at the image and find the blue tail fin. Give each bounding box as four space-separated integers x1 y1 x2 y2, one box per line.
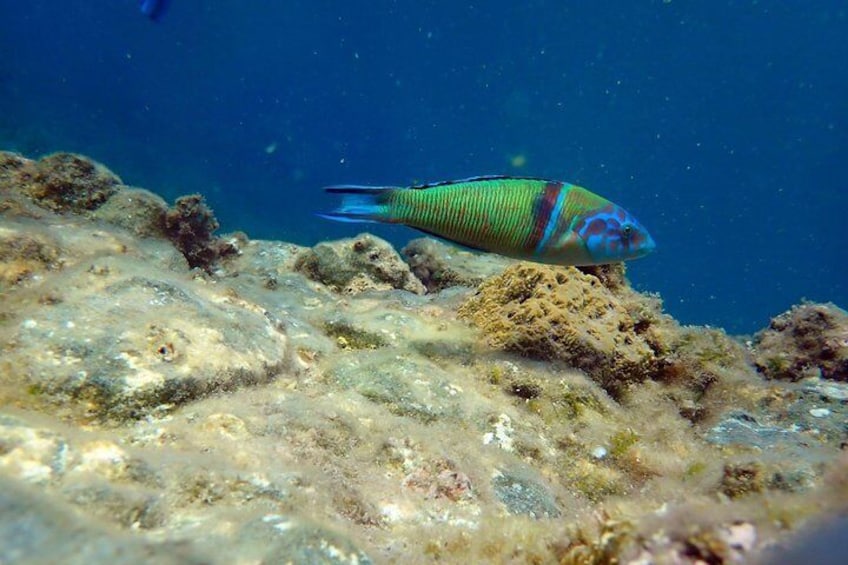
318 185 399 223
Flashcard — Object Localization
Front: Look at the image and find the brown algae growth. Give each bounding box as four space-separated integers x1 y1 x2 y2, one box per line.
1 150 848 563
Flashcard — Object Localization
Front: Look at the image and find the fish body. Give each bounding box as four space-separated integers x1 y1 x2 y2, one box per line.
319 176 655 266
139 0 171 21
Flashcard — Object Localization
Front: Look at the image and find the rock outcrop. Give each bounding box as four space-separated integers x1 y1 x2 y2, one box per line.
1 150 847 564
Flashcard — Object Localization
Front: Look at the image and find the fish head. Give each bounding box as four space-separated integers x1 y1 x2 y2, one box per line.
572 203 656 264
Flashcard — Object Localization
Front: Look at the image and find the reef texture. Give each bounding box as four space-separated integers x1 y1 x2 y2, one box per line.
752 302 848 382
1 150 847 564
163 194 240 271
295 232 426 295
458 263 664 397
19 152 121 213
0 151 237 273
401 237 512 292
457 262 754 415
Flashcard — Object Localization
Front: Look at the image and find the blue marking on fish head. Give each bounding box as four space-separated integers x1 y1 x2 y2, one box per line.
575 204 656 264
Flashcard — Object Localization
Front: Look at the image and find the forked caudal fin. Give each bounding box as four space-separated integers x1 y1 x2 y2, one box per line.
317 185 399 223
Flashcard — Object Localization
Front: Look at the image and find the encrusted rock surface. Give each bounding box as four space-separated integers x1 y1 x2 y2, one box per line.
752 302 848 382
402 237 512 292
0 474 208 565
1 151 241 274
91 187 169 238
458 263 665 398
0 217 288 423
295 232 426 295
19 152 122 213
456 262 762 427
163 194 240 271
0 227 61 289
1 150 847 564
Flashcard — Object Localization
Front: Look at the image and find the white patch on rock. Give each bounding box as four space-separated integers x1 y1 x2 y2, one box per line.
75 440 129 479
482 414 514 452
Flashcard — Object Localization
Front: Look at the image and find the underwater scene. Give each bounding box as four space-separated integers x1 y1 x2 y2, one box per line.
0 2 846 564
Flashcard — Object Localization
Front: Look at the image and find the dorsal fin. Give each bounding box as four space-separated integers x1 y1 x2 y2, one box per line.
409 175 557 190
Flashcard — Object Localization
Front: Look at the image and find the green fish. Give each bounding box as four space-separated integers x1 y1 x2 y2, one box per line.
319 175 655 266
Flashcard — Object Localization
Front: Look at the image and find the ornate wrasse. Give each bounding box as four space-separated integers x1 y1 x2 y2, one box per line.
318 176 655 266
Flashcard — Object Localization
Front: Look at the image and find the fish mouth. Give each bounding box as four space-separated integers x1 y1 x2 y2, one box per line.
627 236 657 260
582 232 657 263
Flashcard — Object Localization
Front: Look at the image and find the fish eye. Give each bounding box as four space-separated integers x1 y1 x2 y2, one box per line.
621 224 633 238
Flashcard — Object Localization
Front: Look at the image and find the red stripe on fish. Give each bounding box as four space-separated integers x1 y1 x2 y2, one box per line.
526 181 563 252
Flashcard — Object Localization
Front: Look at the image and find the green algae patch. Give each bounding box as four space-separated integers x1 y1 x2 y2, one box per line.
609 428 640 460
409 335 476 362
322 318 388 350
475 360 610 426
565 458 629 502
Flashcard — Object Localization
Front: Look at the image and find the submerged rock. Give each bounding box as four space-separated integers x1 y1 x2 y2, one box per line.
21 152 122 214
327 350 463 423
2 150 848 564
163 194 240 272
753 302 848 381
491 468 562 519
707 410 804 450
0 475 209 565
402 237 512 292
295 233 426 295
457 262 762 424
239 516 373 565
458 263 668 397
0 414 69 484
0 152 243 275
0 216 288 423
0 227 61 289
91 187 169 238
4 265 289 421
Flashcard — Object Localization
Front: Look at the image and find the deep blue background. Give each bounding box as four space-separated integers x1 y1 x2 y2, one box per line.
1 1 846 334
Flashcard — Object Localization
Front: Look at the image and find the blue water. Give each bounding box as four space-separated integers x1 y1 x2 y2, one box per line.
2 2 845 335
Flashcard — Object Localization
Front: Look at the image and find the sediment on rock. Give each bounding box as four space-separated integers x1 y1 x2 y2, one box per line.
295 233 426 295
